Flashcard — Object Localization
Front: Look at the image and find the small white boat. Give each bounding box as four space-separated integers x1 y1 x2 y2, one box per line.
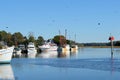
27 42 37 54
62 44 70 52
57 44 70 53
0 46 14 63
39 41 58 52
70 45 78 51
13 48 22 57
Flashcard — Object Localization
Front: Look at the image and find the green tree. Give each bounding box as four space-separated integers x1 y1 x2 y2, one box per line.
36 36 44 46
21 36 29 48
28 36 35 42
114 41 120 46
0 31 13 46
28 32 35 43
53 35 66 46
6 33 13 46
0 30 8 42
12 32 24 46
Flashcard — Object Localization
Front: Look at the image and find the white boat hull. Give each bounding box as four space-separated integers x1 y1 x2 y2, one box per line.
27 49 37 54
40 48 58 52
39 41 58 52
0 46 14 63
39 47 49 52
71 45 78 51
40 46 58 52
62 44 70 52
27 42 37 55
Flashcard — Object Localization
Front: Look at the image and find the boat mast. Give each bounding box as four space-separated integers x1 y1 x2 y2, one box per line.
65 29 67 45
74 34 76 44
59 30 61 46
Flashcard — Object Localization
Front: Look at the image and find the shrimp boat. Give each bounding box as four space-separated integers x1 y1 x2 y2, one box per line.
0 46 14 63
39 40 58 52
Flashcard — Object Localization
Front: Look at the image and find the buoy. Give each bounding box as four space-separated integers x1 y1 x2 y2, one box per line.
109 36 114 54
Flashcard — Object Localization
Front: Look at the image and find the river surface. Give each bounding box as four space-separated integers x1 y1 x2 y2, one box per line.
0 47 120 80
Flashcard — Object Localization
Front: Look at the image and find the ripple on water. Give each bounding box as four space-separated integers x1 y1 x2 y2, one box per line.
11 58 120 72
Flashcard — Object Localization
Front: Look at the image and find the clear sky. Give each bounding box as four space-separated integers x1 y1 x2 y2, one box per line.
0 0 120 43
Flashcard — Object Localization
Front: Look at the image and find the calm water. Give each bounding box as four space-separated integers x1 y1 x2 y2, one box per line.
1 48 120 80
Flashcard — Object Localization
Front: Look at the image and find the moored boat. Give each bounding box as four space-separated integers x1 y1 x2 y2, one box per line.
39 41 58 52
0 46 14 63
13 47 22 57
27 42 37 54
62 44 70 52
58 44 70 52
70 45 78 51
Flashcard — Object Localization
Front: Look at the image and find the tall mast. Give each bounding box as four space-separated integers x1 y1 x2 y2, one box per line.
75 34 76 44
59 30 61 46
65 29 67 39
65 29 67 45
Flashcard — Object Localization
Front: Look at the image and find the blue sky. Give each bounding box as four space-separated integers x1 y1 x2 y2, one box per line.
0 0 120 43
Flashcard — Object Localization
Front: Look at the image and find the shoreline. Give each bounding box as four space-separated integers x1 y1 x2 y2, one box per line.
79 46 120 48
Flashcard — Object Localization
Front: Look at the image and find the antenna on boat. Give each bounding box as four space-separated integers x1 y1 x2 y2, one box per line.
59 30 62 46
75 34 76 44
65 29 67 45
65 29 67 40
59 30 61 36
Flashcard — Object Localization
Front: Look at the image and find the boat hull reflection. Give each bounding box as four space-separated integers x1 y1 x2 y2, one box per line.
58 51 70 58
37 50 78 58
0 64 14 80
37 51 58 58
27 53 37 58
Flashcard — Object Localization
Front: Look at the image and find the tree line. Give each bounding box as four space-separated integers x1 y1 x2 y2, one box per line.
82 41 120 47
0 31 77 47
3 30 119 48
0 30 44 47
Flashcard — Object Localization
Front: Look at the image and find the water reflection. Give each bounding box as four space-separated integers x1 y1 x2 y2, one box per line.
70 50 78 56
36 50 78 58
0 64 15 80
9 48 120 80
37 51 58 58
58 51 70 58
27 53 37 58
110 53 116 74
